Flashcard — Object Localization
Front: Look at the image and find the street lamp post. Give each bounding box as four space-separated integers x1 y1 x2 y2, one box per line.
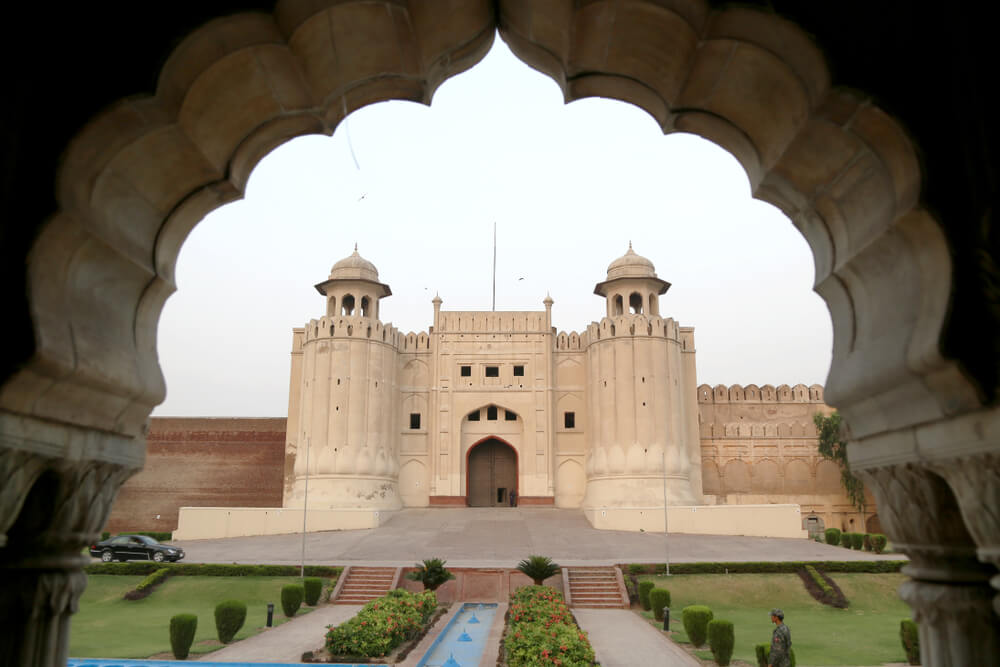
662 441 670 576
300 436 311 578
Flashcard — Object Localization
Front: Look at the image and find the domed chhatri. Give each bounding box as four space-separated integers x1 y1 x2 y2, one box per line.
606 241 657 279
329 243 380 281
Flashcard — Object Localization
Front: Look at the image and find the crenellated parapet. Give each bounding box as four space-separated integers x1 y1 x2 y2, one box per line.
696 383 824 403
302 315 400 345
399 331 431 352
555 331 583 351
583 314 683 345
435 311 548 334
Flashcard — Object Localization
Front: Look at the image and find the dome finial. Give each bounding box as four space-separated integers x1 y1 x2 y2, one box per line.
354 242 358 253
629 240 632 249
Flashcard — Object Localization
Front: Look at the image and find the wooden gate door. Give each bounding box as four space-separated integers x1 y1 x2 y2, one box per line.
468 439 517 507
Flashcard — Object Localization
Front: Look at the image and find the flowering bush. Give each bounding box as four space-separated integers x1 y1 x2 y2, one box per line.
324 588 437 658
505 586 595 666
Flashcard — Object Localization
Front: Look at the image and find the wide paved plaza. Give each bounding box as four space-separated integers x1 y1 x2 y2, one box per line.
171 507 904 567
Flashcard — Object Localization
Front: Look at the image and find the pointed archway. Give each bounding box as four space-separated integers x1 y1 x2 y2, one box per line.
466 436 518 507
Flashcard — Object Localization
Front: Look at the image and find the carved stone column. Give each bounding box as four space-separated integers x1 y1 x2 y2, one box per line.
932 453 1000 617
861 463 1000 666
0 452 135 667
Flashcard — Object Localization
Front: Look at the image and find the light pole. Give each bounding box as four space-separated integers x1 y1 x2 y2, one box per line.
300 436 311 578
662 441 670 576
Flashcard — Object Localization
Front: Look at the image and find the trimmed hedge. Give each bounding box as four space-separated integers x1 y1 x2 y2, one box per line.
638 580 655 610
840 532 852 548
707 619 734 666
756 643 797 667
214 600 247 644
169 613 198 660
824 528 841 545
124 567 173 600
682 605 713 647
871 534 888 554
326 588 438 659
85 562 341 578
304 577 323 606
798 565 848 608
627 560 904 575
850 532 865 550
900 618 920 665
650 588 671 621
281 584 304 617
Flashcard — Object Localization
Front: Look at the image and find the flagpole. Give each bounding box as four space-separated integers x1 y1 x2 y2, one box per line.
492 222 496 312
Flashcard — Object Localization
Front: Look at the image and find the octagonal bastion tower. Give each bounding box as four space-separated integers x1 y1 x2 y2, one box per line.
284 246 402 513
580 244 703 527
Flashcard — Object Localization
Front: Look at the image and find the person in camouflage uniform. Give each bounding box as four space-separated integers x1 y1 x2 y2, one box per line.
769 608 792 667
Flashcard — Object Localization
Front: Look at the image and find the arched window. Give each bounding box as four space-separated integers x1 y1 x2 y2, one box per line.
613 294 624 316
361 296 370 317
629 292 643 314
341 294 355 316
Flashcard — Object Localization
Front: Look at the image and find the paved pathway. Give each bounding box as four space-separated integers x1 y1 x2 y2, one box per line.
173 507 905 567
574 609 698 667
200 604 361 663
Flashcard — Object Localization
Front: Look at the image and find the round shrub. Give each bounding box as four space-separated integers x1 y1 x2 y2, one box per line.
682 605 713 647
214 599 247 644
169 613 197 659
707 619 734 666
303 577 323 606
851 532 865 550
862 533 873 551
871 534 888 554
824 527 841 545
650 588 671 621
638 580 655 610
281 584 304 617
840 532 852 548
900 618 920 665
756 644 797 667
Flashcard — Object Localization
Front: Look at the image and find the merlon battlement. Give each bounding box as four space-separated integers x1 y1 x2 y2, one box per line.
436 311 547 333
696 383 825 404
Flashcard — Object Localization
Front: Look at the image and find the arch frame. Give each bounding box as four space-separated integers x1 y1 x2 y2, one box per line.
464 434 520 506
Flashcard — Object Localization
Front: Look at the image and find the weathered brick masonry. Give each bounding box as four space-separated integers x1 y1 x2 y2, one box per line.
105 417 285 533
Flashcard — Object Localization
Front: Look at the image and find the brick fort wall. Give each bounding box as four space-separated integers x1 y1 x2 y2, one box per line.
105 417 286 533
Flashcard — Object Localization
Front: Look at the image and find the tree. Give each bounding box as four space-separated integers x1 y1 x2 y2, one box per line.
516 555 560 585
406 558 455 591
814 411 866 511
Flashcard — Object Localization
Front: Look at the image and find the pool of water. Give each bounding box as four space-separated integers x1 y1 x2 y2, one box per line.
416 602 498 667
68 660 385 667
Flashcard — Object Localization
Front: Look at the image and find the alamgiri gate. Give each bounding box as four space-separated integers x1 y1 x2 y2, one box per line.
143 245 876 540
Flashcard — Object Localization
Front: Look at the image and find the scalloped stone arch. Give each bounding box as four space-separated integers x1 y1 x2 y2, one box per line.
3 3 999 663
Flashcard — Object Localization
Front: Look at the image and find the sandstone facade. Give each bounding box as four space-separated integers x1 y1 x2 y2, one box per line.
120 245 873 536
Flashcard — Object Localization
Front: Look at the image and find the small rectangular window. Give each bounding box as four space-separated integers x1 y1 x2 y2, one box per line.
564 411 575 428
513 365 524 376
468 410 480 422
485 366 499 377
409 413 421 429
460 365 471 377
487 406 498 420
505 410 517 421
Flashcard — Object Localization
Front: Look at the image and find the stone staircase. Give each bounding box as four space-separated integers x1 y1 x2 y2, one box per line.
332 566 398 604
564 566 629 609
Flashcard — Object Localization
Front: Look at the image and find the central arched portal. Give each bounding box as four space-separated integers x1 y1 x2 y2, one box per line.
467 438 518 507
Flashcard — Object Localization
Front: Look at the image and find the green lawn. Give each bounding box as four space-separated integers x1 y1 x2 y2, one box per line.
70 574 317 658
639 572 910 666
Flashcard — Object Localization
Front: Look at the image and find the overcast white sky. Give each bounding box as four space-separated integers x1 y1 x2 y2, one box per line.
153 37 832 417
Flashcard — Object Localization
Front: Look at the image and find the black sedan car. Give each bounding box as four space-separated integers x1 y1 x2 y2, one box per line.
89 534 185 563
